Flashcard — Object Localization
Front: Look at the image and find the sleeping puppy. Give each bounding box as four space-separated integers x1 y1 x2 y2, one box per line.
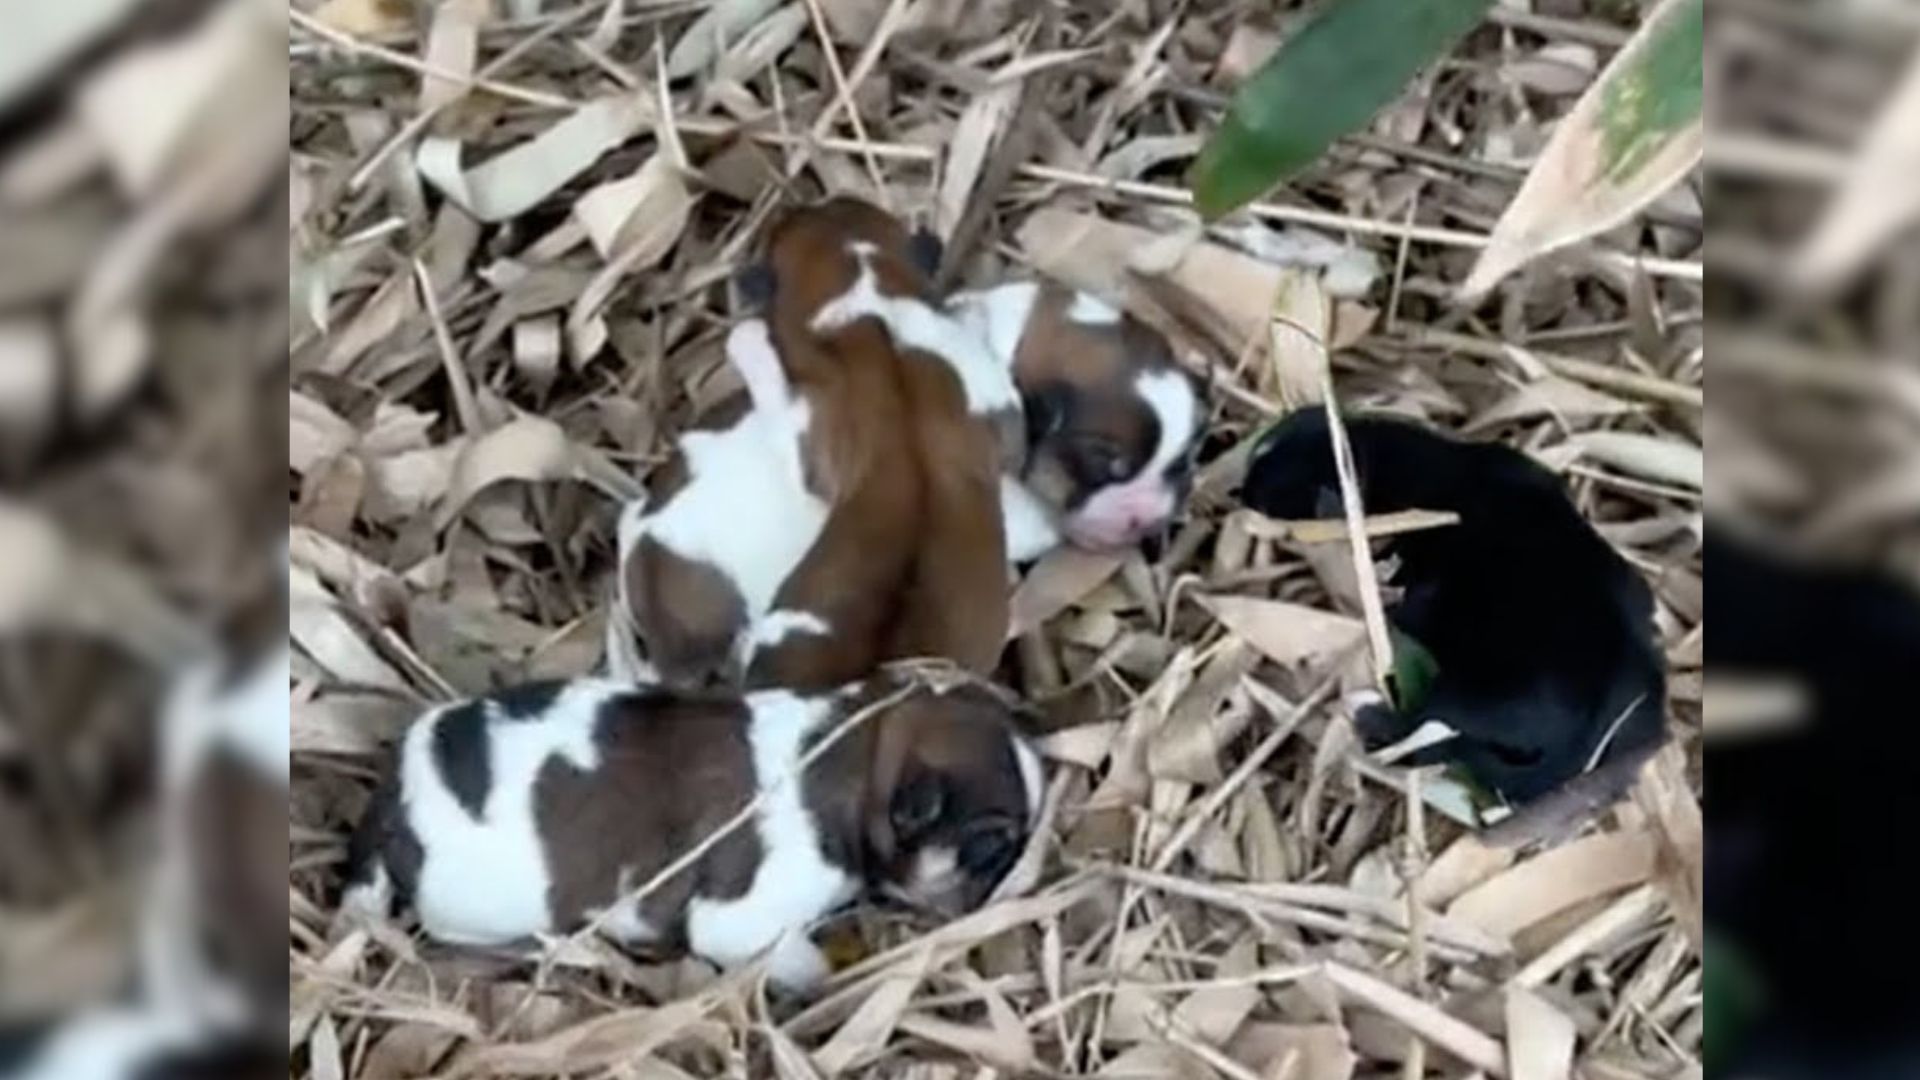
950 280 1205 560
612 196 1014 691
339 670 1043 992
1240 406 1666 806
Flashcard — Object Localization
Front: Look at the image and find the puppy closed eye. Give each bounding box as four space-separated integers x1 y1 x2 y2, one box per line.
1074 442 1133 485
958 825 1019 876
890 775 945 840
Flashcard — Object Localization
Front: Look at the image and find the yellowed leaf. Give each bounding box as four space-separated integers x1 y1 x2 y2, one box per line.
1266 267 1329 409
1462 0 1703 296
311 0 411 37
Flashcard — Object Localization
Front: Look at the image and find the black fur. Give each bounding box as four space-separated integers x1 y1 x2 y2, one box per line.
0 1021 53 1074
430 700 492 820
906 230 944 278
1709 531 1920 1052
494 679 565 719
342 767 423 905
1240 407 1666 803
736 262 776 309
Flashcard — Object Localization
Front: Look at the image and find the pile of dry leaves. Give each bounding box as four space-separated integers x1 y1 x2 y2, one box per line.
289 0 1704 1077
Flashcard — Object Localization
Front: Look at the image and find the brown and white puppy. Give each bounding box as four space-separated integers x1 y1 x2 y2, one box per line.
611 197 1013 691
339 671 1044 992
951 280 1206 559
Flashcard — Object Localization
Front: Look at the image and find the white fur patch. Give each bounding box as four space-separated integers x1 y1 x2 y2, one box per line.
340 863 394 923
813 249 1021 417
1133 368 1201 483
951 281 1040 369
1012 735 1045 820
608 328 830 682
3 1007 209 1080
405 681 623 945
1000 476 1062 562
161 645 292 793
597 868 662 945
745 609 830 658
685 690 857 991
1066 290 1123 324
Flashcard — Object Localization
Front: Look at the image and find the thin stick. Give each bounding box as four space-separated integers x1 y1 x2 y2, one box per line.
1402 767 1432 1080
348 6 594 192
1387 325 1704 408
289 7 576 110
795 0 891 201
411 259 482 435
1316 369 1396 694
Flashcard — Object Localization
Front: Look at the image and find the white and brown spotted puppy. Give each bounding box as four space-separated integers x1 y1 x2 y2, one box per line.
610 197 1016 691
339 672 1043 992
952 280 1205 560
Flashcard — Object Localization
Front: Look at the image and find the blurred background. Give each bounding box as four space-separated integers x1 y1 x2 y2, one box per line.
0 0 285 1077
1706 0 1920 1076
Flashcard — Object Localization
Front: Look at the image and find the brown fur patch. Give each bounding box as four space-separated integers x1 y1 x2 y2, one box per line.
536 691 761 939
627 535 748 688
186 749 287 1024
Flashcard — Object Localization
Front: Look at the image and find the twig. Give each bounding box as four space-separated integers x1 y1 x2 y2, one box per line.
1386 326 1704 408
289 7 576 110
1317 375 1396 694
411 259 482 435
794 0 891 202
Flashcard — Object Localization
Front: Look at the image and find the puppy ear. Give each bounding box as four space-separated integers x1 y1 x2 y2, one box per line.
737 261 776 309
906 229 944 278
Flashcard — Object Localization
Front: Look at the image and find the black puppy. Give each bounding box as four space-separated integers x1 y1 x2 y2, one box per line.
1240 407 1667 805
1707 531 1920 1069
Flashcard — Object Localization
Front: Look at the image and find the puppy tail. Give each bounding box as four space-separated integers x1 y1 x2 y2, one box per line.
339 771 411 923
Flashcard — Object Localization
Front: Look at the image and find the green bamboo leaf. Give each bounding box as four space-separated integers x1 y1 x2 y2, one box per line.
1462 0 1703 297
1703 930 1765 1074
1187 0 1494 220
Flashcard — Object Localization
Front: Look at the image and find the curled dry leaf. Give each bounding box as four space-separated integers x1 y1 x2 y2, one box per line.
1462 0 1703 297
715 4 810 85
666 0 783 79
417 93 656 222
432 415 578 532
311 0 412 37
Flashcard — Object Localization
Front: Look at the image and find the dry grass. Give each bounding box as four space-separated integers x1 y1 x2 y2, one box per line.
288 1 1704 1077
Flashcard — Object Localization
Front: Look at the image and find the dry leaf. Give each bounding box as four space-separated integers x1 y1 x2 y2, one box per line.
813 949 931 1075
1449 830 1655 939
1567 431 1703 489
417 93 655 222
432 416 577 532
938 83 1019 240
418 0 488 114
1226 1022 1358 1080
1197 594 1365 671
311 0 412 37
714 4 809 84
1504 988 1575 1080
1795 51 1920 289
573 155 695 261
1462 0 1702 296
1009 547 1125 638
1633 742 1703 948
1465 377 1636 432
667 0 783 78
1266 267 1329 409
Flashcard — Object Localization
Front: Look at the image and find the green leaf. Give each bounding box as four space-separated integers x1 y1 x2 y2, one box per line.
1386 626 1440 713
1187 0 1494 219
1461 0 1703 296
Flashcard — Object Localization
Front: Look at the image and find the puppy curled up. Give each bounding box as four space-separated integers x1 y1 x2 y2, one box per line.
1240 406 1667 811
611 196 1015 692
340 667 1043 992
